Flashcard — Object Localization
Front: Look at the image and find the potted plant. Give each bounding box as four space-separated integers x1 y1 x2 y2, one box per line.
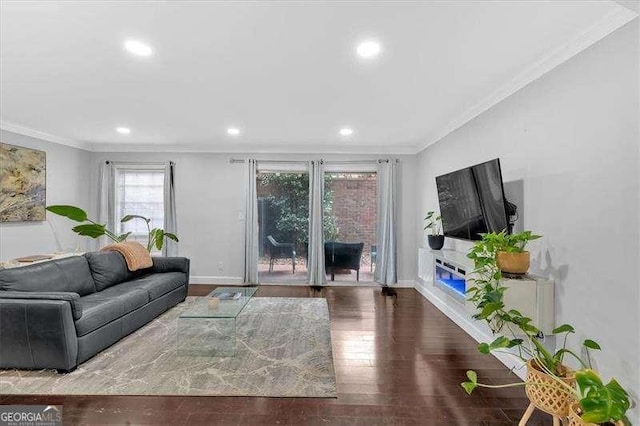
120 214 178 252
46 205 178 253
471 230 541 274
567 369 630 426
463 232 632 424
424 211 444 250
463 344 631 425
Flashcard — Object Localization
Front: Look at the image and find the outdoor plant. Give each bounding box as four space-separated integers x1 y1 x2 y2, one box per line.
462 231 632 424
258 173 339 252
423 211 442 235
46 205 178 252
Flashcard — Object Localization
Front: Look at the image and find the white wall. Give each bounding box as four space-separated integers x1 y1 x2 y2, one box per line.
416 20 640 414
0 130 93 260
90 152 417 284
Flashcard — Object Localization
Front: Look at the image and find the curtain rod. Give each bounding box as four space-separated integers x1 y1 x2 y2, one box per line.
327 159 397 164
228 158 396 164
228 159 308 164
105 161 174 165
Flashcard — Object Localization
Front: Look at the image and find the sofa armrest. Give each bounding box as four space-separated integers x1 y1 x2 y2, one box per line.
151 257 190 276
0 291 82 320
0 298 79 371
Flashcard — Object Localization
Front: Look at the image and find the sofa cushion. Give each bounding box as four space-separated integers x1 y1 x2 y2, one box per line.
124 272 186 301
85 251 149 292
0 256 97 296
75 285 149 336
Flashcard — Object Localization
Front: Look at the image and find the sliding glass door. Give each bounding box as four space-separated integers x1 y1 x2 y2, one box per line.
256 171 309 283
250 162 378 285
323 170 377 283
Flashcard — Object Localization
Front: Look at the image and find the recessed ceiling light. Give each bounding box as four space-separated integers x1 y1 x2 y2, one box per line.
227 127 241 136
356 40 381 58
116 127 131 134
339 127 353 136
124 40 153 57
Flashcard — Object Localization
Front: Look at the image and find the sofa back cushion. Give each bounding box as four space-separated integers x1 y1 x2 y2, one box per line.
85 251 148 291
0 256 97 295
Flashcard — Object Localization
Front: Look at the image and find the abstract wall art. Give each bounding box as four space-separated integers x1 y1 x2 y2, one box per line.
0 143 46 222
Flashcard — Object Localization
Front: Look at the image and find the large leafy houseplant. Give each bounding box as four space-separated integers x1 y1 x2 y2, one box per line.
46 205 178 253
120 214 178 252
463 231 631 424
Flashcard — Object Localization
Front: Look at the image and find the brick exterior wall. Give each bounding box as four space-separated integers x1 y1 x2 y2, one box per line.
326 173 377 257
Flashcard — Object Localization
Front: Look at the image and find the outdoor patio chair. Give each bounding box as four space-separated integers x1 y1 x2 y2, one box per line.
324 242 364 281
266 235 297 273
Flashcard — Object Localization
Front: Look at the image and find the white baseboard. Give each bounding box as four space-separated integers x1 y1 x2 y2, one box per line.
189 279 416 288
415 279 526 380
189 276 243 285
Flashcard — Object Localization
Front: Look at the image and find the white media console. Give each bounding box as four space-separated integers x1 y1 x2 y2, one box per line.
432 248 555 334
416 247 556 378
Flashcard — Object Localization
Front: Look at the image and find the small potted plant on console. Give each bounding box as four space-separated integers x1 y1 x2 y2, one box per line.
424 211 444 250
471 230 541 275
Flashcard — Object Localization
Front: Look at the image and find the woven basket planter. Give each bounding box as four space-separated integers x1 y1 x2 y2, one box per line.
525 359 575 417
567 403 624 426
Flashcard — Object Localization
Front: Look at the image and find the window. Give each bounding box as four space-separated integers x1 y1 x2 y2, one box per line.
114 166 165 250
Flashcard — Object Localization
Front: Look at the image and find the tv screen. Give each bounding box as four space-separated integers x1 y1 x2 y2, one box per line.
435 159 508 241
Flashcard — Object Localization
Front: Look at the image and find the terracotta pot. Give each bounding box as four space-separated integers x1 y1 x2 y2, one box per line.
567 402 624 426
496 251 530 274
525 360 575 417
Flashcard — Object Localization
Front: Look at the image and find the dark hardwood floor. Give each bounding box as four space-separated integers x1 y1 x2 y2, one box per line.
1 285 553 425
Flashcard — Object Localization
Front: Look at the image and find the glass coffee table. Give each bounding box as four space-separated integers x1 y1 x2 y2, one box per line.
177 286 258 357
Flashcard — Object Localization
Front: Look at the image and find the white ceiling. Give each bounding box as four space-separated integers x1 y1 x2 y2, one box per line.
0 1 636 154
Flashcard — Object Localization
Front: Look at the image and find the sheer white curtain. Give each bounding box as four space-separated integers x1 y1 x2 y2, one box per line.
243 159 259 284
307 160 326 286
96 161 116 250
375 159 398 285
163 161 178 256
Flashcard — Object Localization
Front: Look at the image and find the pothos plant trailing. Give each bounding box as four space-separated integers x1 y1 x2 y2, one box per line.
46 205 178 253
462 231 631 425
476 229 541 274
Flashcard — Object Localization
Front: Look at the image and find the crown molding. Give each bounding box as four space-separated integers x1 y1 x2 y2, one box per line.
0 121 415 154
0 121 93 151
614 0 639 13
414 4 638 154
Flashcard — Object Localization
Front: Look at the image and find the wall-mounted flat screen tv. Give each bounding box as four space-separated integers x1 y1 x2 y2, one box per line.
435 158 509 241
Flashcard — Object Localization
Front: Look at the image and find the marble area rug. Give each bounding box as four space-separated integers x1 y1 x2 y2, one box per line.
0 297 337 397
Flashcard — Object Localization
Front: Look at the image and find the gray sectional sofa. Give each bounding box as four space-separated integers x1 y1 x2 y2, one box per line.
0 251 190 373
